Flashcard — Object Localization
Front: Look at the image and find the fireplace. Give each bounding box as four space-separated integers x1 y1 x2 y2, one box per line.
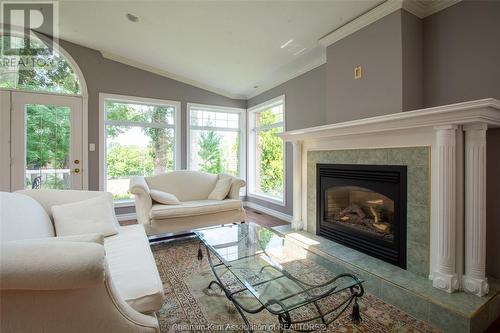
317 164 407 269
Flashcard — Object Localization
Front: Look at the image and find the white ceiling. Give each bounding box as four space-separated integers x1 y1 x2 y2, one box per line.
57 1 384 99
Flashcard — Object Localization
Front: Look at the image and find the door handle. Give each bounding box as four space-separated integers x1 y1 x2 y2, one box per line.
72 168 80 174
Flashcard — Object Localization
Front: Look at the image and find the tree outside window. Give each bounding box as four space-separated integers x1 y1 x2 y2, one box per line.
188 105 243 178
249 97 285 202
104 99 178 201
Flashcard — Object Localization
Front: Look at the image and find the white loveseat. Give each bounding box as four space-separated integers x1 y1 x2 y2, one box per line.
0 190 164 333
130 170 246 235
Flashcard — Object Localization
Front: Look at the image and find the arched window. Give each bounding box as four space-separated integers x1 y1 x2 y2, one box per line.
0 34 81 95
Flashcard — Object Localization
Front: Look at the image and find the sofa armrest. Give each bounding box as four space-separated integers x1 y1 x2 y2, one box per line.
219 174 246 200
130 176 151 194
0 241 105 290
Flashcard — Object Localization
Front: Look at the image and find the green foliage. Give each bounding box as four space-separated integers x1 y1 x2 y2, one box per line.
258 228 274 249
106 103 174 174
106 144 153 178
198 131 222 174
257 111 283 197
0 36 81 94
26 105 70 169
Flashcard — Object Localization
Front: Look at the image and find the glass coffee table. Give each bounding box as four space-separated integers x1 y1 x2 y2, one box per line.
195 223 364 332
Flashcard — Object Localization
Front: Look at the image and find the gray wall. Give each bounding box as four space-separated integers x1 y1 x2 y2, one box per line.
423 0 500 106
401 10 423 111
326 10 404 124
59 39 246 192
246 64 326 215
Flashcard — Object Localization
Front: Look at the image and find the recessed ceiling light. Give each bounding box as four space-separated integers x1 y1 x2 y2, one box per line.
280 39 293 49
126 13 139 23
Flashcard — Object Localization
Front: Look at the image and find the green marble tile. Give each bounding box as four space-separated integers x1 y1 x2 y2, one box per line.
407 203 430 244
407 165 430 206
407 240 430 277
428 303 470 333
489 291 500 323
352 148 388 164
306 147 431 275
380 282 430 322
387 147 430 167
470 303 491 333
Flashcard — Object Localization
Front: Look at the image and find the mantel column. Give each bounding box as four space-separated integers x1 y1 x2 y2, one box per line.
291 140 303 230
433 125 460 293
463 123 489 296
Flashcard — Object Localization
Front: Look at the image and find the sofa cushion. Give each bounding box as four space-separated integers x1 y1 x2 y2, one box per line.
150 199 242 220
104 224 164 314
146 170 218 201
52 194 119 237
208 177 232 200
150 190 180 205
0 192 55 241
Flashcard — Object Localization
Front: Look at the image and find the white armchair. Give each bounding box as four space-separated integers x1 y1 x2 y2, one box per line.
0 191 163 333
130 170 246 235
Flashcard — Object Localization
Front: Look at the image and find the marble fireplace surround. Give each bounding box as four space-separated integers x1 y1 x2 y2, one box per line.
307 147 430 277
280 98 500 297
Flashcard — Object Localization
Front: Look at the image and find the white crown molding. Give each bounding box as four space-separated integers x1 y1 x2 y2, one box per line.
319 0 462 47
100 51 247 100
246 54 326 100
280 98 500 142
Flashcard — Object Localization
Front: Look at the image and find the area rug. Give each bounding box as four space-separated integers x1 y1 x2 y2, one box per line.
151 239 441 333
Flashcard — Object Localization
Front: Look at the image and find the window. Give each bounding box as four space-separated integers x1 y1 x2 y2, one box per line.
248 96 285 204
187 104 245 179
100 94 180 203
0 35 81 95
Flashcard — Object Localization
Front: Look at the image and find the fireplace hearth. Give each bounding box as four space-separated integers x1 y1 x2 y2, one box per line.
317 164 407 269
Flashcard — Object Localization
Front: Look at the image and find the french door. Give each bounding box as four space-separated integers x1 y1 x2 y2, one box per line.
0 90 84 191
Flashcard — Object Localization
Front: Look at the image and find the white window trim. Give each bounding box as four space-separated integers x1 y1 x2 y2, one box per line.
99 93 181 205
186 103 246 192
247 95 286 206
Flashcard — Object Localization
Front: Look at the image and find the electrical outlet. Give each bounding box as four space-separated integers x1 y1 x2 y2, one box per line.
354 66 362 79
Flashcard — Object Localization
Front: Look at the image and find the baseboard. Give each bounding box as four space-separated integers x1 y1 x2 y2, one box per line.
243 201 293 223
116 212 137 222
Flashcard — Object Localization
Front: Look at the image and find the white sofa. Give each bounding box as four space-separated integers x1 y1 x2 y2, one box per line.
130 170 246 235
0 190 164 333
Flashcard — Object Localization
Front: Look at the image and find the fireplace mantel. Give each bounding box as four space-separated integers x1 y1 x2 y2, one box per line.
280 98 500 296
281 98 500 142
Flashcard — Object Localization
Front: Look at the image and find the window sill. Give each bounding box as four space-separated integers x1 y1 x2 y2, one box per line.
114 200 135 208
247 192 285 207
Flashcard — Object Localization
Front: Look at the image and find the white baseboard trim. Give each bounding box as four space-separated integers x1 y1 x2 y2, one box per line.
244 201 293 223
116 212 137 222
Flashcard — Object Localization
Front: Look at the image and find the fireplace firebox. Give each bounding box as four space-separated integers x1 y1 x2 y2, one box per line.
317 164 407 269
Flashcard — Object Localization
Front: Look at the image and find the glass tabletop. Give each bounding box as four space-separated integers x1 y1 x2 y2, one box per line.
195 223 363 314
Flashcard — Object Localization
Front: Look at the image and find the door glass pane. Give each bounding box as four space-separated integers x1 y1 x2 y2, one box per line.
25 104 71 189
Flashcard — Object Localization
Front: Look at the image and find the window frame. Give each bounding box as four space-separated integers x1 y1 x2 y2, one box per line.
247 95 286 206
99 93 181 206
186 103 246 186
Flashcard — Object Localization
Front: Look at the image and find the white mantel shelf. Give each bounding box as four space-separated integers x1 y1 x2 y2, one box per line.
281 98 500 297
280 98 500 142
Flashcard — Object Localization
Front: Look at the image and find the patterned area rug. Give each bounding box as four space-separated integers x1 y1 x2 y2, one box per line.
152 239 440 333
